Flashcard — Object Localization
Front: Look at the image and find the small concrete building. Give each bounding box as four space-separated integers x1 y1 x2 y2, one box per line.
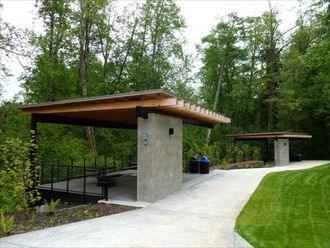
227 132 312 166
18 89 230 202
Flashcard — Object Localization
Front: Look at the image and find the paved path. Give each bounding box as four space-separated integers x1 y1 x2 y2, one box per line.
1 161 328 248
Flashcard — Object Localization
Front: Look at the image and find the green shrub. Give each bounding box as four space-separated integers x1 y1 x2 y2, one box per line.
252 146 261 160
0 188 20 212
224 144 261 163
0 134 41 210
236 149 244 162
0 210 15 235
225 144 236 163
44 199 61 214
241 144 252 161
201 143 221 166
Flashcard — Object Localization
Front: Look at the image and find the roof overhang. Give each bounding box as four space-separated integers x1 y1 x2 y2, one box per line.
18 89 231 129
227 132 312 140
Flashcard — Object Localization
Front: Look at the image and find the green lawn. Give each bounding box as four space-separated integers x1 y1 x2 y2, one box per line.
235 163 330 248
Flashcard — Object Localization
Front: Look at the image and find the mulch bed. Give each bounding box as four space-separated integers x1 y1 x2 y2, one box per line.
0 203 138 237
210 160 265 170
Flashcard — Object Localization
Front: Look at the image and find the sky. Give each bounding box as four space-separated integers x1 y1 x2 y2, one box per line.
0 0 300 100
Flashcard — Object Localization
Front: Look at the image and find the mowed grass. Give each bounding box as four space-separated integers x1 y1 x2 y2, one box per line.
235 163 330 248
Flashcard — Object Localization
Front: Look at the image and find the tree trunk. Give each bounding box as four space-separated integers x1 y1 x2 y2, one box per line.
79 2 97 154
266 3 278 132
0 108 6 125
206 56 227 145
267 100 274 132
117 17 138 86
256 90 262 131
147 0 164 89
45 10 55 101
244 56 255 129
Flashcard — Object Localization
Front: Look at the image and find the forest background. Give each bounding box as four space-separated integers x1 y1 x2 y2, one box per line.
0 0 328 166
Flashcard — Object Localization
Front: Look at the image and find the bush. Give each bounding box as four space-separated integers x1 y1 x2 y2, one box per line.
0 134 41 210
183 141 261 167
224 144 261 163
225 144 242 163
0 210 15 236
202 143 221 166
184 142 222 166
44 199 61 214
252 146 261 160
241 144 252 161
0 188 20 212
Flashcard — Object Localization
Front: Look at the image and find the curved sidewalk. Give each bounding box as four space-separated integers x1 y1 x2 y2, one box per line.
1 160 328 248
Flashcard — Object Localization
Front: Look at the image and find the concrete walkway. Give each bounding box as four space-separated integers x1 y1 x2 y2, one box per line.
1 160 328 248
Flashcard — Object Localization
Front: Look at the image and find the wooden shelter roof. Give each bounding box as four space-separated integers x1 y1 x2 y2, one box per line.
18 89 230 128
227 132 312 139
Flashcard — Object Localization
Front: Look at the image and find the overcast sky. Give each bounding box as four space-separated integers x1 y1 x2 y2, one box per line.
0 0 300 100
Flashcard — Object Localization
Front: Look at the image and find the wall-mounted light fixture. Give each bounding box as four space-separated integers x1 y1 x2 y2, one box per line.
142 131 148 145
169 128 174 135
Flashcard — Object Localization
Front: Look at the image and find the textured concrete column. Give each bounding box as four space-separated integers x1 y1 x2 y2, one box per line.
274 139 289 166
137 113 183 202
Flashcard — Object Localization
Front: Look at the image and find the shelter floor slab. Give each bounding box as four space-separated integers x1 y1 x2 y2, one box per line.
40 170 207 203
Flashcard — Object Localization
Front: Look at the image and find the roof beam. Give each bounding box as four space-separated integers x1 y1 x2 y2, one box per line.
34 113 137 129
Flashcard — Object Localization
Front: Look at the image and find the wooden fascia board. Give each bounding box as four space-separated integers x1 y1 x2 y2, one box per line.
21 98 178 115
228 134 312 139
276 134 312 139
229 135 273 139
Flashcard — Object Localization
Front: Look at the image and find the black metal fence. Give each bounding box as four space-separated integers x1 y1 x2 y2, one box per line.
38 153 137 203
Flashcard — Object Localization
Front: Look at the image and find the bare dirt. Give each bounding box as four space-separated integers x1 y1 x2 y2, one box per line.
1 203 138 237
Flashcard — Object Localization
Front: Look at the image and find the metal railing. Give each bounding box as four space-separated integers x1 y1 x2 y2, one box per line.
38 153 137 203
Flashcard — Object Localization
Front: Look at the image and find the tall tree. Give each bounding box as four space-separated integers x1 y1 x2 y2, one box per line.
259 4 283 132
22 0 74 102
198 14 246 144
278 0 329 158
128 0 186 91
74 0 108 153
240 16 264 130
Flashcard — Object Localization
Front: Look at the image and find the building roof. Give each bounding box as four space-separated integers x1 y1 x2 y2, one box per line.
17 89 231 127
227 132 312 139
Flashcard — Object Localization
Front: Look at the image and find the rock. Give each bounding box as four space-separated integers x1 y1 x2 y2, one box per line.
36 205 46 213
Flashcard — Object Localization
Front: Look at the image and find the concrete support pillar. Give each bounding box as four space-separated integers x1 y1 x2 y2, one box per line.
137 113 183 202
274 139 289 166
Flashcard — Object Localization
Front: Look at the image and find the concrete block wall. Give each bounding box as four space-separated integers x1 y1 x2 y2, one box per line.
274 139 289 166
137 113 183 202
